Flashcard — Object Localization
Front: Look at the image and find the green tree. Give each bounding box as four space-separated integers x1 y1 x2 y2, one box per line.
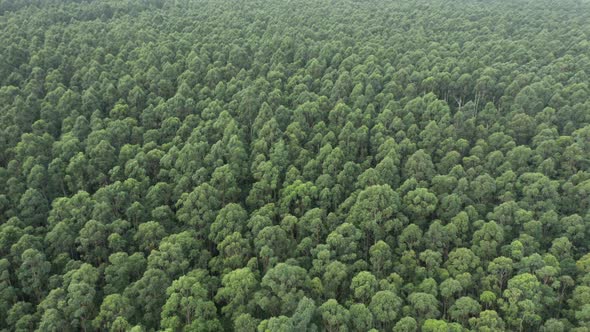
65 263 100 331
124 268 170 329
350 271 378 304
347 185 400 256
403 188 438 224
469 310 505 332
93 294 133 331
134 221 167 253
369 290 402 330
408 292 440 323
161 274 221 331
256 263 310 316
449 296 481 324
393 317 418 332
403 150 436 182
318 299 350 332
215 267 258 319
104 252 146 295
349 303 373 332
17 248 50 302
446 247 480 277
502 273 542 330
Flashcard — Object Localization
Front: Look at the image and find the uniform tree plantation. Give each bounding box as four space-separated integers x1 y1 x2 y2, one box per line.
1 0 590 330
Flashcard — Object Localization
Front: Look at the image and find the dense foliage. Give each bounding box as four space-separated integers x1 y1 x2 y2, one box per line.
1 0 590 330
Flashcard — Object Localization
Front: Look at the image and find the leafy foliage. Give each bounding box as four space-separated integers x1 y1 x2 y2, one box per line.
1 0 590 330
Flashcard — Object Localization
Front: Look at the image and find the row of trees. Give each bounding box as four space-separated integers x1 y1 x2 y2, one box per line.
0 0 589 330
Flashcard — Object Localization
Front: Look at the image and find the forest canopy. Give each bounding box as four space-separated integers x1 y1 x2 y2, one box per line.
1 0 590 331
